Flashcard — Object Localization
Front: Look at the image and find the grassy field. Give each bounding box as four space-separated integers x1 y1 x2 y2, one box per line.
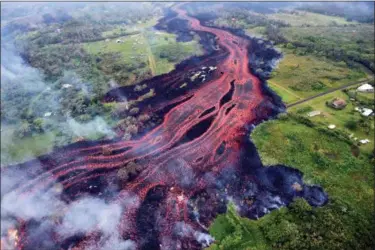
83 30 202 81
101 18 159 38
268 10 355 26
282 25 374 52
1 125 55 166
266 80 302 104
246 27 266 38
208 114 374 249
269 49 367 104
288 87 374 153
251 114 374 217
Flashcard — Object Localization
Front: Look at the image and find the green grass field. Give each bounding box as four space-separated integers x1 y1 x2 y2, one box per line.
83 30 202 81
269 49 367 103
1 125 55 166
288 87 374 153
267 80 302 104
208 114 374 249
101 18 159 38
282 25 374 52
268 10 355 27
246 26 266 38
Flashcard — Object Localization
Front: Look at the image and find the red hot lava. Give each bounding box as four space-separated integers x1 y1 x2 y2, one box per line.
1 4 327 250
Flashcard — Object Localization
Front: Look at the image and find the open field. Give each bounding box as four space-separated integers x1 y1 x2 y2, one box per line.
101 17 159 38
83 30 202 82
209 114 374 249
251 114 373 213
267 80 301 104
246 26 266 38
288 86 374 153
282 24 374 49
281 25 374 69
1 125 55 166
268 10 356 26
269 49 367 104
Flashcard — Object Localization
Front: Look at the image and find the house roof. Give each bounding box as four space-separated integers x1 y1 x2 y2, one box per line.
332 98 346 107
361 108 373 117
357 83 374 91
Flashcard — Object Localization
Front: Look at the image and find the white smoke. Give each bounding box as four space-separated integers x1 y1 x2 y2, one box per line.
1 160 139 249
1 43 45 93
57 197 122 237
66 116 116 139
194 231 215 248
58 196 138 250
174 221 215 248
86 233 136 250
1 188 64 221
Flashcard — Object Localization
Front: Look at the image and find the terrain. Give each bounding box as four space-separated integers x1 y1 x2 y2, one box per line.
1 3 328 250
1 2 374 250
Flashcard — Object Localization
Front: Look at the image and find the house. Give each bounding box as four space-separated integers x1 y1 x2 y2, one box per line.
355 107 373 116
330 98 347 109
116 39 123 43
357 83 374 93
359 139 370 144
360 108 373 117
328 124 336 129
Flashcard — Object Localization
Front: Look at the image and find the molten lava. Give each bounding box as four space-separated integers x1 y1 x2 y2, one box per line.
1 228 19 250
1 4 328 250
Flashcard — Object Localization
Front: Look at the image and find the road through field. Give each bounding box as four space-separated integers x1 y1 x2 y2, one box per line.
287 78 374 108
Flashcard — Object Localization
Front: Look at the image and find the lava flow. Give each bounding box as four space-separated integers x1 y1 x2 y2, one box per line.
1 4 328 250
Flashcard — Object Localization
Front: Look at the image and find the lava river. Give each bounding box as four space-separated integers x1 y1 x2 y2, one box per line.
1 4 328 250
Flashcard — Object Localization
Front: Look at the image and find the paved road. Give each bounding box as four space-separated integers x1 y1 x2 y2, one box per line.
286 78 373 109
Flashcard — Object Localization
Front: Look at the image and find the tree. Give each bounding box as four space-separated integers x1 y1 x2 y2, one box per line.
344 120 357 130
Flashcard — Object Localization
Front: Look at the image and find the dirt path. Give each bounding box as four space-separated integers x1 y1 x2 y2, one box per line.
268 80 302 99
142 31 157 76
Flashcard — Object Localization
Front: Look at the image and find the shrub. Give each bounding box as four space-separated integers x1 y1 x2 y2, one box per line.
344 120 357 130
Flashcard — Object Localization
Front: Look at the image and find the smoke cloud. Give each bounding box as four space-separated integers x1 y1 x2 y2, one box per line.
174 221 215 248
66 116 116 139
58 197 122 237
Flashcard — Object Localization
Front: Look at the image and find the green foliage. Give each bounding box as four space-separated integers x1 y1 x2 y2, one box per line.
295 106 313 114
209 204 268 250
158 43 195 62
344 120 357 130
281 26 375 72
209 114 374 250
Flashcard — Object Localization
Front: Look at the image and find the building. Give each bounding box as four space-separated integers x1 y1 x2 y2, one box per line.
355 107 373 116
357 83 374 93
330 98 347 109
360 108 373 117
359 139 370 144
